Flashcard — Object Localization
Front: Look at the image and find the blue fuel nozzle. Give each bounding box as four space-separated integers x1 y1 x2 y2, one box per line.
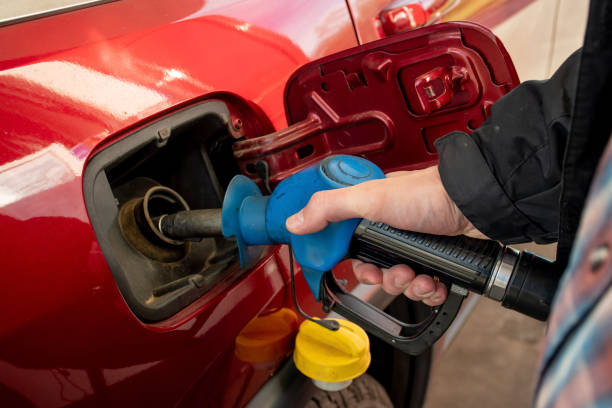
221 155 385 299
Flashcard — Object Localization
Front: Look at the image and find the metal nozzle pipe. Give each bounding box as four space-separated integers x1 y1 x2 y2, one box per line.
156 209 224 241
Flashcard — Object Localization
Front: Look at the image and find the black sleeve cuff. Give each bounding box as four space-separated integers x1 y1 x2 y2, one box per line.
434 132 549 244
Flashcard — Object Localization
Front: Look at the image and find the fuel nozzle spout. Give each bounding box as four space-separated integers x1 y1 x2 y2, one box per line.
126 185 224 244
155 209 224 242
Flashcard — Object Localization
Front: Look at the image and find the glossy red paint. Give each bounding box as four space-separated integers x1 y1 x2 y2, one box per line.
0 0 358 406
346 0 390 44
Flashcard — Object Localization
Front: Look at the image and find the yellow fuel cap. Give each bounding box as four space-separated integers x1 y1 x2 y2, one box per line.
294 318 370 390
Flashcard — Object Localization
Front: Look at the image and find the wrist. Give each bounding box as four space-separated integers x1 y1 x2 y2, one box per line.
433 165 489 240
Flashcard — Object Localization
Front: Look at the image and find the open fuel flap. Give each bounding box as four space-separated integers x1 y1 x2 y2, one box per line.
233 22 518 185
84 22 518 323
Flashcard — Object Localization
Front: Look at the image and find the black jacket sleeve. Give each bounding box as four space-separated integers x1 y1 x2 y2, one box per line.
434 50 581 244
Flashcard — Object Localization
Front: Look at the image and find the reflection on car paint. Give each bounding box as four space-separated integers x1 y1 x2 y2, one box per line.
0 61 165 120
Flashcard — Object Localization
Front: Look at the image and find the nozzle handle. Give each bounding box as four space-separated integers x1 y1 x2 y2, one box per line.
351 220 502 293
321 272 468 355
349 220 561 321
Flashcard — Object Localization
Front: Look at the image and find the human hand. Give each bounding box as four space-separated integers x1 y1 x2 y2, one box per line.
285 165 487 306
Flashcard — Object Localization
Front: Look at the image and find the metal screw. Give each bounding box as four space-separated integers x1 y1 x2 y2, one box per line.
157 127 171 147
228 117 245 139
232 118 243 130
424 85 435 98
589 244 609 272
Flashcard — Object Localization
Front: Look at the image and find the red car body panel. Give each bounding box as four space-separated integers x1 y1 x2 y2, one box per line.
0 2 519 407
0 1 357 406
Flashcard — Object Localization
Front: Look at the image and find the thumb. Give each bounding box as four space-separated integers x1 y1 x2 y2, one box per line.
285 186 371 235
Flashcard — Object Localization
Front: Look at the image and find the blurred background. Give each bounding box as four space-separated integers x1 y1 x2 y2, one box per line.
424 1 589 407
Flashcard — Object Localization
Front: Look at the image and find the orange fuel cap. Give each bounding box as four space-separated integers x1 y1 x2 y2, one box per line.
235 308 298 363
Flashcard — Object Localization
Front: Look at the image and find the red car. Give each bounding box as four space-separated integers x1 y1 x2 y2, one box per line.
0 1 526 407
